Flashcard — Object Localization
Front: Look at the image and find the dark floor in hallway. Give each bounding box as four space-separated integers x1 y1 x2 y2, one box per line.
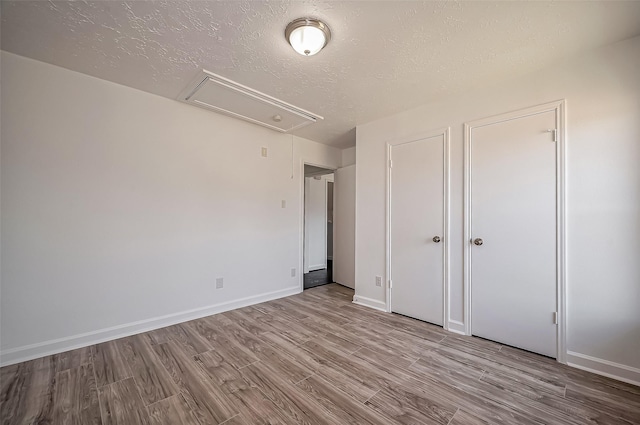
303 259 332 289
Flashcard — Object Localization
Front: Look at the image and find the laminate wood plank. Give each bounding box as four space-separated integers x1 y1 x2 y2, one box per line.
283 297 351 326
447 409 488 425
259 331 321 372
383 329 440 358
565 383 640 424
93 340 132 388
186 320 259 369
338 322 392 347
299 340 381 403
253 299 309 322
50 346 94 373
260 331 378 403
257 314 317 345
1 362 33 424
308 327 363 356
219 413 251 425
480 370 633 425
152 341 238 424
203 311 236 327
194 350 243 387
251 342 314 385
350 345 416 370
145 327 174 345
139 323 209 355
433 344 567 394
296 374 401 425
365 384 457 425
408 357 585 425
0 360 57 425
99 378 150 425
212 327 262 370
440 334 503 355
384 315 448 342
356 350 540 425
217 372 292 425
222 308 271 336
53 363 101 425
172 323 213 355
147 393 201 425
239 361 344 425
268 298 313 320
340 303 448 340
417 347 485 380
117 335 179 405
480 368 565 398
220 322 269 354
183 317 228 346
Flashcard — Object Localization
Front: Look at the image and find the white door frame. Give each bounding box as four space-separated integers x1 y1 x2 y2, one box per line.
386 128 451 329
463 100 567 363
299 160 336 292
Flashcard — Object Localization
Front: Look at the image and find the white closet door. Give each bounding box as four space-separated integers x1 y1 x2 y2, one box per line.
470 110 557 357
390 135 444 325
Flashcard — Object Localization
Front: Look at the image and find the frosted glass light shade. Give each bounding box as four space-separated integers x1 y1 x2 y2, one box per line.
285 18 331 56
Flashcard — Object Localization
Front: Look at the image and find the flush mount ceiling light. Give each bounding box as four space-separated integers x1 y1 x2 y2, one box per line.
285 18 331 56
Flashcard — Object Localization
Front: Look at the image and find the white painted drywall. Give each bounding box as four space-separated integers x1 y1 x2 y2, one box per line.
304 175 333 272
0 51 342 364
355 36 640 380
341 147 356 167
333 165 356 289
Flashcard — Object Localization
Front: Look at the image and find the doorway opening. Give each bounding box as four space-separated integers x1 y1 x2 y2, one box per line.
303 164 334 290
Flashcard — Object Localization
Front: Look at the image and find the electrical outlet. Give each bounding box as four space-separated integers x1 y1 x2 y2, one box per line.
261 147 268 157
291 268 296 277
216 277 224 289
375 276 382 287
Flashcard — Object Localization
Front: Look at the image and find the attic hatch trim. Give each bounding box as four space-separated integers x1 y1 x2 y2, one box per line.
179 70 324 133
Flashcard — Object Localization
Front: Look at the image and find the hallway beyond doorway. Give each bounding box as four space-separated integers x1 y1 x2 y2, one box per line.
304 260 332 290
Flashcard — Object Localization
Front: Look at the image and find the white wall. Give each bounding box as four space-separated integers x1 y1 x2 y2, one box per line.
341 147 356 167
0 51 341 365
304 175 332 272
333 165 356 289
355 36 640 383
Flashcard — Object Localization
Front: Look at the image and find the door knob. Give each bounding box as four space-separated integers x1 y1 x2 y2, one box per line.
432 236 441 243
473 238 484 246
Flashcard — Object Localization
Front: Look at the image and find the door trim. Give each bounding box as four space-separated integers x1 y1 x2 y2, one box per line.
463 100 566 363
386 128 451 329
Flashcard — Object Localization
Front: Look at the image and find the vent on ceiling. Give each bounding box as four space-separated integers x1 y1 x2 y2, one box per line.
179 70 323 133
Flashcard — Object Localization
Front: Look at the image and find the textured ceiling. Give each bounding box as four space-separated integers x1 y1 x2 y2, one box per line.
2 1 640 148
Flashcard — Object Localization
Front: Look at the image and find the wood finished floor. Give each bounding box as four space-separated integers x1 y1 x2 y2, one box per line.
2 284 639 425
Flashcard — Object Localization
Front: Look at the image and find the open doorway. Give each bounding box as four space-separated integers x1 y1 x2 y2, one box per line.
303 164 334 290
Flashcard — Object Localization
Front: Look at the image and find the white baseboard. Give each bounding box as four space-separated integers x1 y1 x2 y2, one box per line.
352 294 387 312
0 286 301 367
566 351 640 386
446 319 466 335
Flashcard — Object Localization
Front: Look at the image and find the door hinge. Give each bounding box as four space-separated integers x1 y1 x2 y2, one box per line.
389 280 393 289
547 129 558 142
389 159 393 168
552 311 558 325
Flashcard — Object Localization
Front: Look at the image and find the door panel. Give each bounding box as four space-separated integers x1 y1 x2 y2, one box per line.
471 110 557 357
391 135 444 325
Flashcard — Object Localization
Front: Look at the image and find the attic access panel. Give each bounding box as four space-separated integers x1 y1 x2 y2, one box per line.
180 70 323 133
